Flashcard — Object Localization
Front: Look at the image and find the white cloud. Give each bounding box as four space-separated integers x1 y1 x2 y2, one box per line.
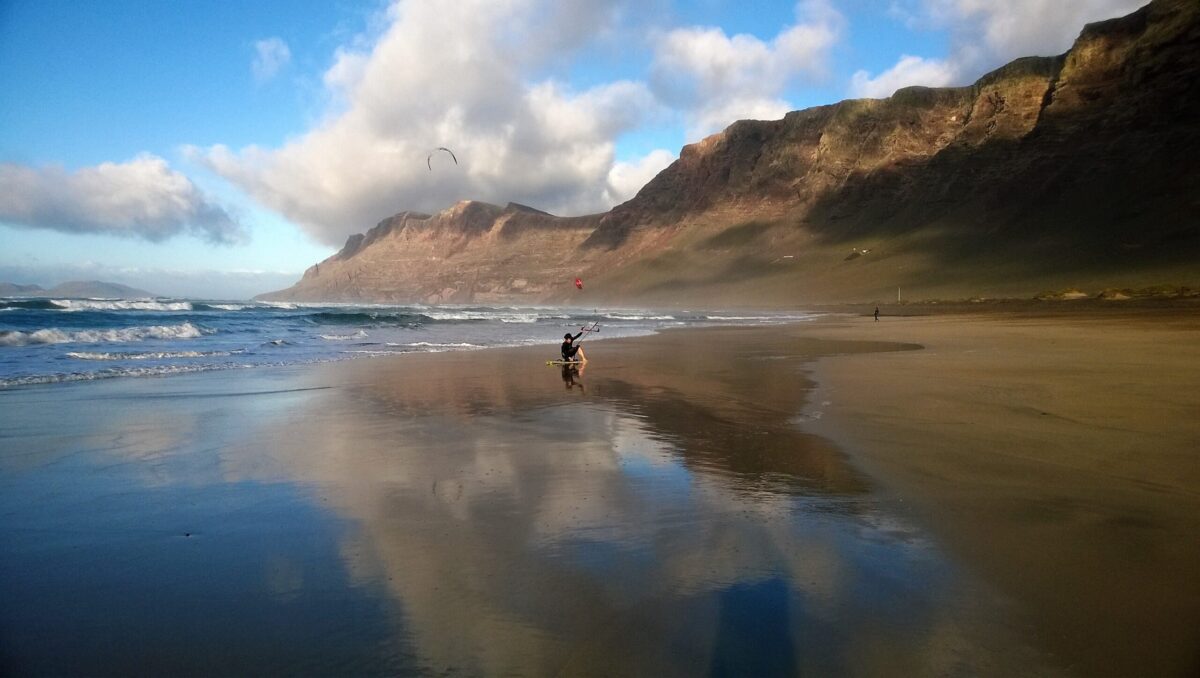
604 149 676 205
921 0 1149 62
651 0 843 137
864 0 1148 96
193 0 850 247
252 37 292 82
0 155 244 244
850 55 959 98
194 0 662 247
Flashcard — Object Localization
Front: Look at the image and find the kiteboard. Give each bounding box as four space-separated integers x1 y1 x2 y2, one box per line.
546 360 584 366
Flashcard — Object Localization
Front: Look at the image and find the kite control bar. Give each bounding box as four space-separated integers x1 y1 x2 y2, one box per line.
579 319 601 335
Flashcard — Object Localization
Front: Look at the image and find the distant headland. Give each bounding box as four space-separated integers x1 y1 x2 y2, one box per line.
0 280 157 298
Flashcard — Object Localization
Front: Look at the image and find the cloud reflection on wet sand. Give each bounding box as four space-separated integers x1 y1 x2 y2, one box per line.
224 329 1048 675
0 328 1051 675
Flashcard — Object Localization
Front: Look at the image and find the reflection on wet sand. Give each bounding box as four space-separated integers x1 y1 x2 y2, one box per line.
0 327 1052 675
560 362 586 392
233 328 1047 675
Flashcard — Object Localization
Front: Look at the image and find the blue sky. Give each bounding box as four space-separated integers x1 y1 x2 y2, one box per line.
0 0 1145 298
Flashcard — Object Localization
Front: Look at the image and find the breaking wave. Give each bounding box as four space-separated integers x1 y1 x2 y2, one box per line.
391 341 482 348
303 310 558 326
704 314 818 321
65 349 237 361
51 299 194 312
319 330 369 341
305 311 427 327
603 313 676 321
421 310 557 323
0 322 210 346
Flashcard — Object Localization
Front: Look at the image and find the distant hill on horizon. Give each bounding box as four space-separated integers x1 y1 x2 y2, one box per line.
0 280 157 299
0 282 46 297
261 0 1199 306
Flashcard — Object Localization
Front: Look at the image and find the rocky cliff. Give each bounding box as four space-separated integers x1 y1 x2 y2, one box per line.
261 0 1199 305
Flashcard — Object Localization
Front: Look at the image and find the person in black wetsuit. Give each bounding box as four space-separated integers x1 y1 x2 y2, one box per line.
561 331 588 363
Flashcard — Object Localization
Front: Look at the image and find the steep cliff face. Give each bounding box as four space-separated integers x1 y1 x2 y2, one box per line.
276 201 602 304
262 0 1199 304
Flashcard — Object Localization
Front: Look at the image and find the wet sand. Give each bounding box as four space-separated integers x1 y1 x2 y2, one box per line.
797 311 1200 676
1 314 1197 675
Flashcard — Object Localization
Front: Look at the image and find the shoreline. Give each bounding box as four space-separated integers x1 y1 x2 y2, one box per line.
9 298 1190 392
0 307 820 391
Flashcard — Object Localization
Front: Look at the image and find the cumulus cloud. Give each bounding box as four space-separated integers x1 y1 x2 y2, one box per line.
193 0 667 247
850 54 958 98
860 0 1147 97
651 0 843 137
0 155 244 244
252 37 291 82
189 0 853 246
604 149 676 205
918 0 1150 62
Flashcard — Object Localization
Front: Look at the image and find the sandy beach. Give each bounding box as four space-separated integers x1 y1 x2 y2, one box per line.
1 311 1197 676
6 0 1198 675
799 309 1200 676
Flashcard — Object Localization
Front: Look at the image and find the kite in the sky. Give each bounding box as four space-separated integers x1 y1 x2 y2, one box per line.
575 277 583 290
427 147 458 171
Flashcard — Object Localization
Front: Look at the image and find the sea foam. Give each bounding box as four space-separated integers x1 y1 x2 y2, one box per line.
603 313 676 321
0 322 209 346
319 329 369 341
51 299 194 312
422 310 548 323
65 349 235 361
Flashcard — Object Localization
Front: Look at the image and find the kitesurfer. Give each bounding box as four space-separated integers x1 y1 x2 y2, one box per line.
561 331 588 364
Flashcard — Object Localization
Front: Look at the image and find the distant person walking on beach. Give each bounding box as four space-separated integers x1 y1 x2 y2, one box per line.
874 307 880 322
561 331 588 363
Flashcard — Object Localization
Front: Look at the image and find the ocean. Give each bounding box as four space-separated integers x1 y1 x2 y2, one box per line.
0 297 818 388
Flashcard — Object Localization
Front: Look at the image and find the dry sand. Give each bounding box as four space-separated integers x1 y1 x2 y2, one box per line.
795 310 1200 676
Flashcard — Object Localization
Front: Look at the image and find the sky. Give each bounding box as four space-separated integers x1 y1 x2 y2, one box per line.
0 0 1147 299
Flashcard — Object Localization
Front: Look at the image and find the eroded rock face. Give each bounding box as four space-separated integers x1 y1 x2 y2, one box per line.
261 0 1199 305
272 202 602 303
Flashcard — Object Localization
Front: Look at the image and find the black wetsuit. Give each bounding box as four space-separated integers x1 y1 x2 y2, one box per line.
561 331 583 361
